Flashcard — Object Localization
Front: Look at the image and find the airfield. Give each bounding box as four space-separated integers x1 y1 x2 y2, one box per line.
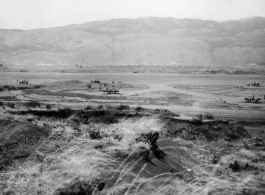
1 69 265 194
0 71 264 121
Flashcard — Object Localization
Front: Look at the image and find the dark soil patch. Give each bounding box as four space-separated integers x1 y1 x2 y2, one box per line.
0 96 20 101
9 108 75 119
163 118 251 141
9 108 162 125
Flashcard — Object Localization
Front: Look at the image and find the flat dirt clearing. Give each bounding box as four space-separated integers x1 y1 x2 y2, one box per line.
1 72 265 121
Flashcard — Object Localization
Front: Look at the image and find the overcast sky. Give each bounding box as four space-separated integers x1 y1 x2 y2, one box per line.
1 0 265 30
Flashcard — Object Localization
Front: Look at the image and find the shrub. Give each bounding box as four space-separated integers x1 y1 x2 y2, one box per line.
24 101 41 108
135 106 142 112
89 130 102 139
3 85 10 90
84 105 93 110
10 86 16 90
0 101 3 107
229 160 240 172
204 113 214 120
46 104 52 110
0 88 3 91
195 114 203 121
6 102 15 108
97 104 103 110
34 85 42 89
16 86 30 90
9 108 75 118
116 104 130 111
105 105 115 111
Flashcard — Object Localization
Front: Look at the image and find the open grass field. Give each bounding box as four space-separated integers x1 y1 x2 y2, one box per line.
0 70 265 195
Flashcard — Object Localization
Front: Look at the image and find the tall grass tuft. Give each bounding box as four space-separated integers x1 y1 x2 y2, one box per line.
101 117 165 145
4 144 116 194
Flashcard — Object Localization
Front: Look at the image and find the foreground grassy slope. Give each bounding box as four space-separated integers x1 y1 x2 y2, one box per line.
0 106 264 195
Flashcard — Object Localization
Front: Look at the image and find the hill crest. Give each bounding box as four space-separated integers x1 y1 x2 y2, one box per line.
1 17 265 68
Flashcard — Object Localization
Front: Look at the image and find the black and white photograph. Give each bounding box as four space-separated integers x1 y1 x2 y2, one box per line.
0 0 265 194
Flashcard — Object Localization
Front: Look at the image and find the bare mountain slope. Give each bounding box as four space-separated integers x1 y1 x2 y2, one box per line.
0 17 265 68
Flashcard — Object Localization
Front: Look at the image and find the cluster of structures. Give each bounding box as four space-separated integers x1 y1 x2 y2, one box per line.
247 81 262 87
100 87 119 94
91 79 120 94
244 81 264 103
17 80 29 85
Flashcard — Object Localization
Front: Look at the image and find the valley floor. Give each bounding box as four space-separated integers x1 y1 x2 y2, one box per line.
0 71 265 194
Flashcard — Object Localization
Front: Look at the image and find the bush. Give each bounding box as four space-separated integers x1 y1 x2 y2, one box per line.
24 101 41 108
34 85 42 89
0 101 3 107
10 86 16 90
97 104 103 110
0 88 3 91
204 113 214 120
229 160 240 172
116 104 130 111
3 85 10 90
46 104 52 110
16 86 31 90
84 105 93 110
89 130 102 139
105 105 115 111
135 106 142 112
195 114 203 121
6 102 15 108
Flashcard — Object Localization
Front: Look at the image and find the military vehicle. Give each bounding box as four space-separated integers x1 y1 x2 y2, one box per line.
19 80 29 85
90 79 100 83
108 89 119 94
99 86 119 94
247 82 261 87
244 96 261 103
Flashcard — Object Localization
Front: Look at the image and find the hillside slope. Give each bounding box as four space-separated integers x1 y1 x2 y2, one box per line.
1 17 265 68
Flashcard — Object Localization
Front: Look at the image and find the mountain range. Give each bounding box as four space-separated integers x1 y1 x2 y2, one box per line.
1 17 265 68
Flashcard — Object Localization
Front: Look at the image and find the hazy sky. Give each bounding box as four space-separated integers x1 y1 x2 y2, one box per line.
1 0 265 30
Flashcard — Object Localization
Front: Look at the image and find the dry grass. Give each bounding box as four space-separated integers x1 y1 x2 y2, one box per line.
107 117 165 145
1 116 265 195
3 143 116 194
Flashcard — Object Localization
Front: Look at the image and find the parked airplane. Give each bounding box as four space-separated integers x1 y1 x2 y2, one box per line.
244 96 261 103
